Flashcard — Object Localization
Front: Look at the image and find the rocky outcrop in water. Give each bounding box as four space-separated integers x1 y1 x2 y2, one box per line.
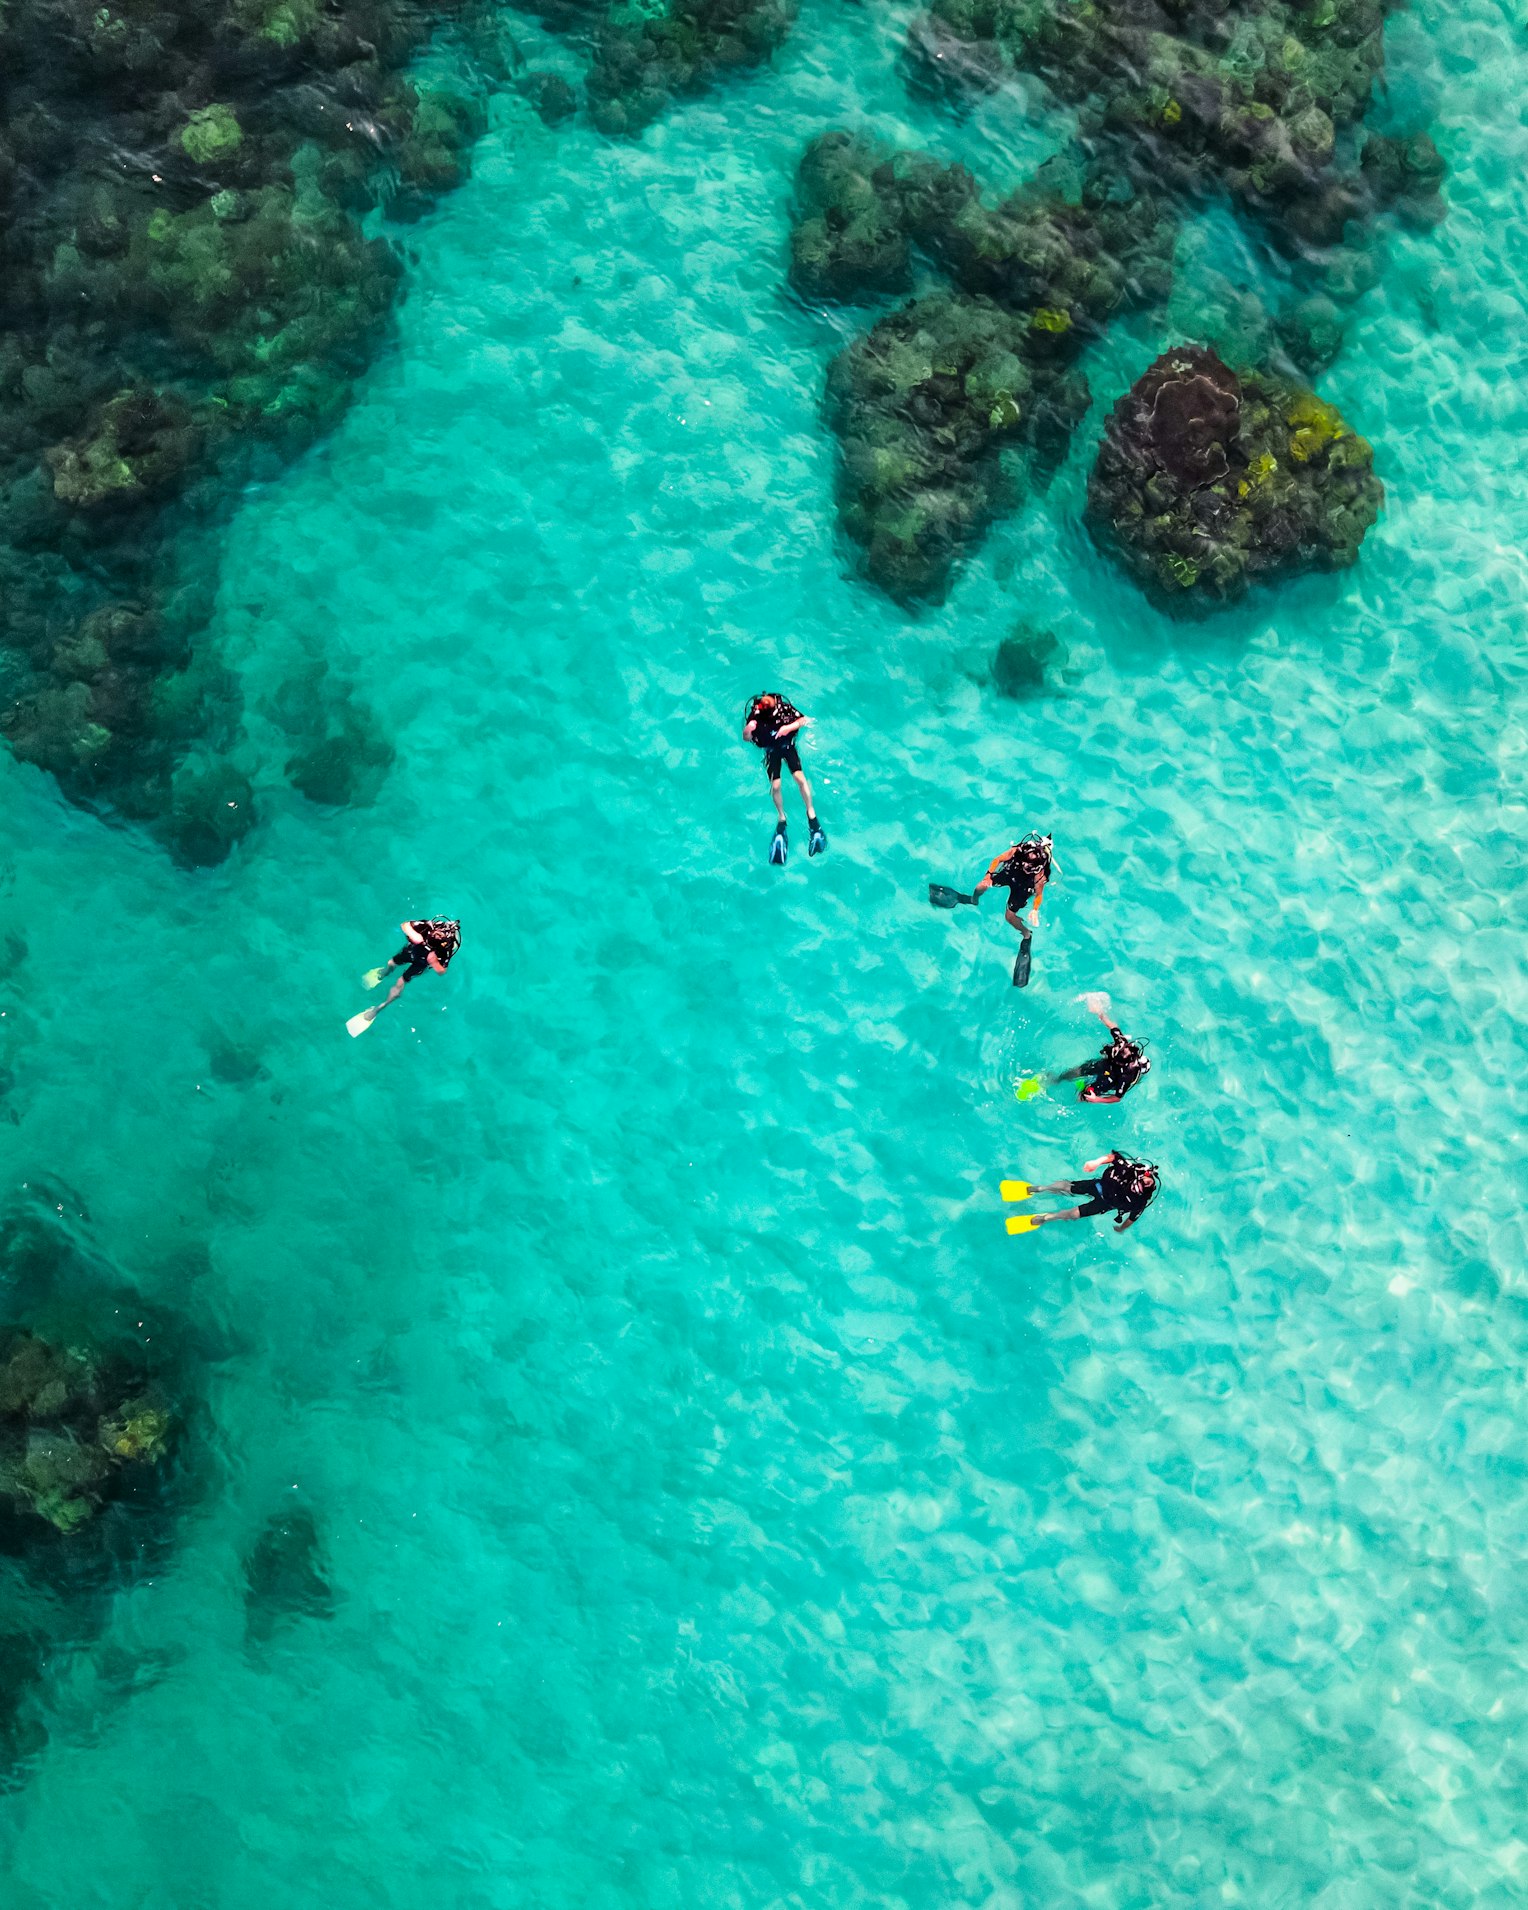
0 0 485 856
827 292 1090 602
1085 344 1383 606
0 1331 171 1536
903 0 1445 252
792 135 1175 601
586 0 798 134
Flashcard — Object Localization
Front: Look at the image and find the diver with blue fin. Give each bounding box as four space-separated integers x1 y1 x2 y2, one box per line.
931 832 1053 986
1001 1153 1159 1234
347 918 460 1037
742 690 826 864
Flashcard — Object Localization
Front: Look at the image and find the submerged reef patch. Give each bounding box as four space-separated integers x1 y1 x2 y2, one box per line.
903 0 1446 252
792 134 1175 601
0 1188 196 1780
1085 344 1382 606
587 0 799 135
0 0 486 855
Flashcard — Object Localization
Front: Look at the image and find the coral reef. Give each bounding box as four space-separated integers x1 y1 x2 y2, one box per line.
0 0 485 854
793 135 1175 600
587 0 798 135
0 1332 172 1536
827 292 1091 602
903 0 1446 252
790 133 1175 325
0 1189 195 1778
1085 344 1382 607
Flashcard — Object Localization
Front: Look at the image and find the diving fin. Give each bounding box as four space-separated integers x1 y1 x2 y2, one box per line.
1000 1180 1032 1202
1012 932 1032 987
928 884 975 909
808 821 827 857
1014 1075 1047 1102
346 1007 378 1038
769 821 788 866
1006 1215 1039 1235
363 966 388 989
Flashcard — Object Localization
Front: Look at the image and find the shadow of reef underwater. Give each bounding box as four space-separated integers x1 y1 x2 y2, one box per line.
0 1186 205 1783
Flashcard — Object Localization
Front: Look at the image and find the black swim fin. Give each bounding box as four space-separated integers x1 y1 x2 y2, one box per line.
1012 931 1032 987
929 884 976 909
768 820 788 866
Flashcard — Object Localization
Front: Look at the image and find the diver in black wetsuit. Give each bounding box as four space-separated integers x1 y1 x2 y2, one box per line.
349 918 460 1036
742 691 825 865
1051 993 1150 1104
1022 1153 1160 1233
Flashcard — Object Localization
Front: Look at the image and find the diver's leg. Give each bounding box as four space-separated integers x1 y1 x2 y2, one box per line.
769 770 786 822
1033 1206 1084 1227
791 765 817 819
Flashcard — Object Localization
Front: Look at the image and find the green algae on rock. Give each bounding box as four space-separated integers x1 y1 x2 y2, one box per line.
904 0 1446 253
790 132 1176 328
0 0 487 855
587 0 798 135
0 1329 173 1535
795 134 1174 601
1085 344 1383 607
826 291 1089 603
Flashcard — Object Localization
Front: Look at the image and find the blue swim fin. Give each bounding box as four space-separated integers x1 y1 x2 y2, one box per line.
769 821 788 866
808 821 827 857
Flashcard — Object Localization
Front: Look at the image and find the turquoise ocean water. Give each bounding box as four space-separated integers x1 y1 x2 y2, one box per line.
4 0 1528 1901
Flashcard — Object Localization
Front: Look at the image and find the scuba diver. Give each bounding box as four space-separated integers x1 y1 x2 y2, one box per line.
1001 1152 1160 1234
931 832 1053 985
1048 992 1150 1103
742 690 826 865
347 918 460 1037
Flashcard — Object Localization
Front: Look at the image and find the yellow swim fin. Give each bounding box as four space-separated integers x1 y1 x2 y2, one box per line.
999 1180 1032 1202
1006 1215 1038 1235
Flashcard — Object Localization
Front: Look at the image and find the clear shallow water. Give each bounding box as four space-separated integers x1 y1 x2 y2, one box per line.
3 0 1528 1902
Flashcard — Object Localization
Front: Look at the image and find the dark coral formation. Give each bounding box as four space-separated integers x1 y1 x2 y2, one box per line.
0 0 486 855
0 1332 171 1536
791 132 1175 323
0 1190 193 1776
827 293 1090 602
793 134 1174 601
904 0 1445 252
587 0 798 136
1085 344 1382 606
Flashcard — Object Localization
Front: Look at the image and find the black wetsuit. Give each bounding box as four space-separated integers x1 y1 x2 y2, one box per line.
1069 1156 1158 1221
1078 1030 1150 1099
985 843 1051 910
747 696 804 778
393 918 460 982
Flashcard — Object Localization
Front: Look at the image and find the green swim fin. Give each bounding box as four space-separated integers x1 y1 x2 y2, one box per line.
346 1007 378 1038
1006 1214 1038 1235
363 966 388 989
999 1180 1032 1202
1014 1075 1046 1102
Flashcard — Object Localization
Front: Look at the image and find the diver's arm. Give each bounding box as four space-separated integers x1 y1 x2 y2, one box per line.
1114 1211 1139 1232
1027 876 1045 925
1083 1152 1118 1175
772 715 809 741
